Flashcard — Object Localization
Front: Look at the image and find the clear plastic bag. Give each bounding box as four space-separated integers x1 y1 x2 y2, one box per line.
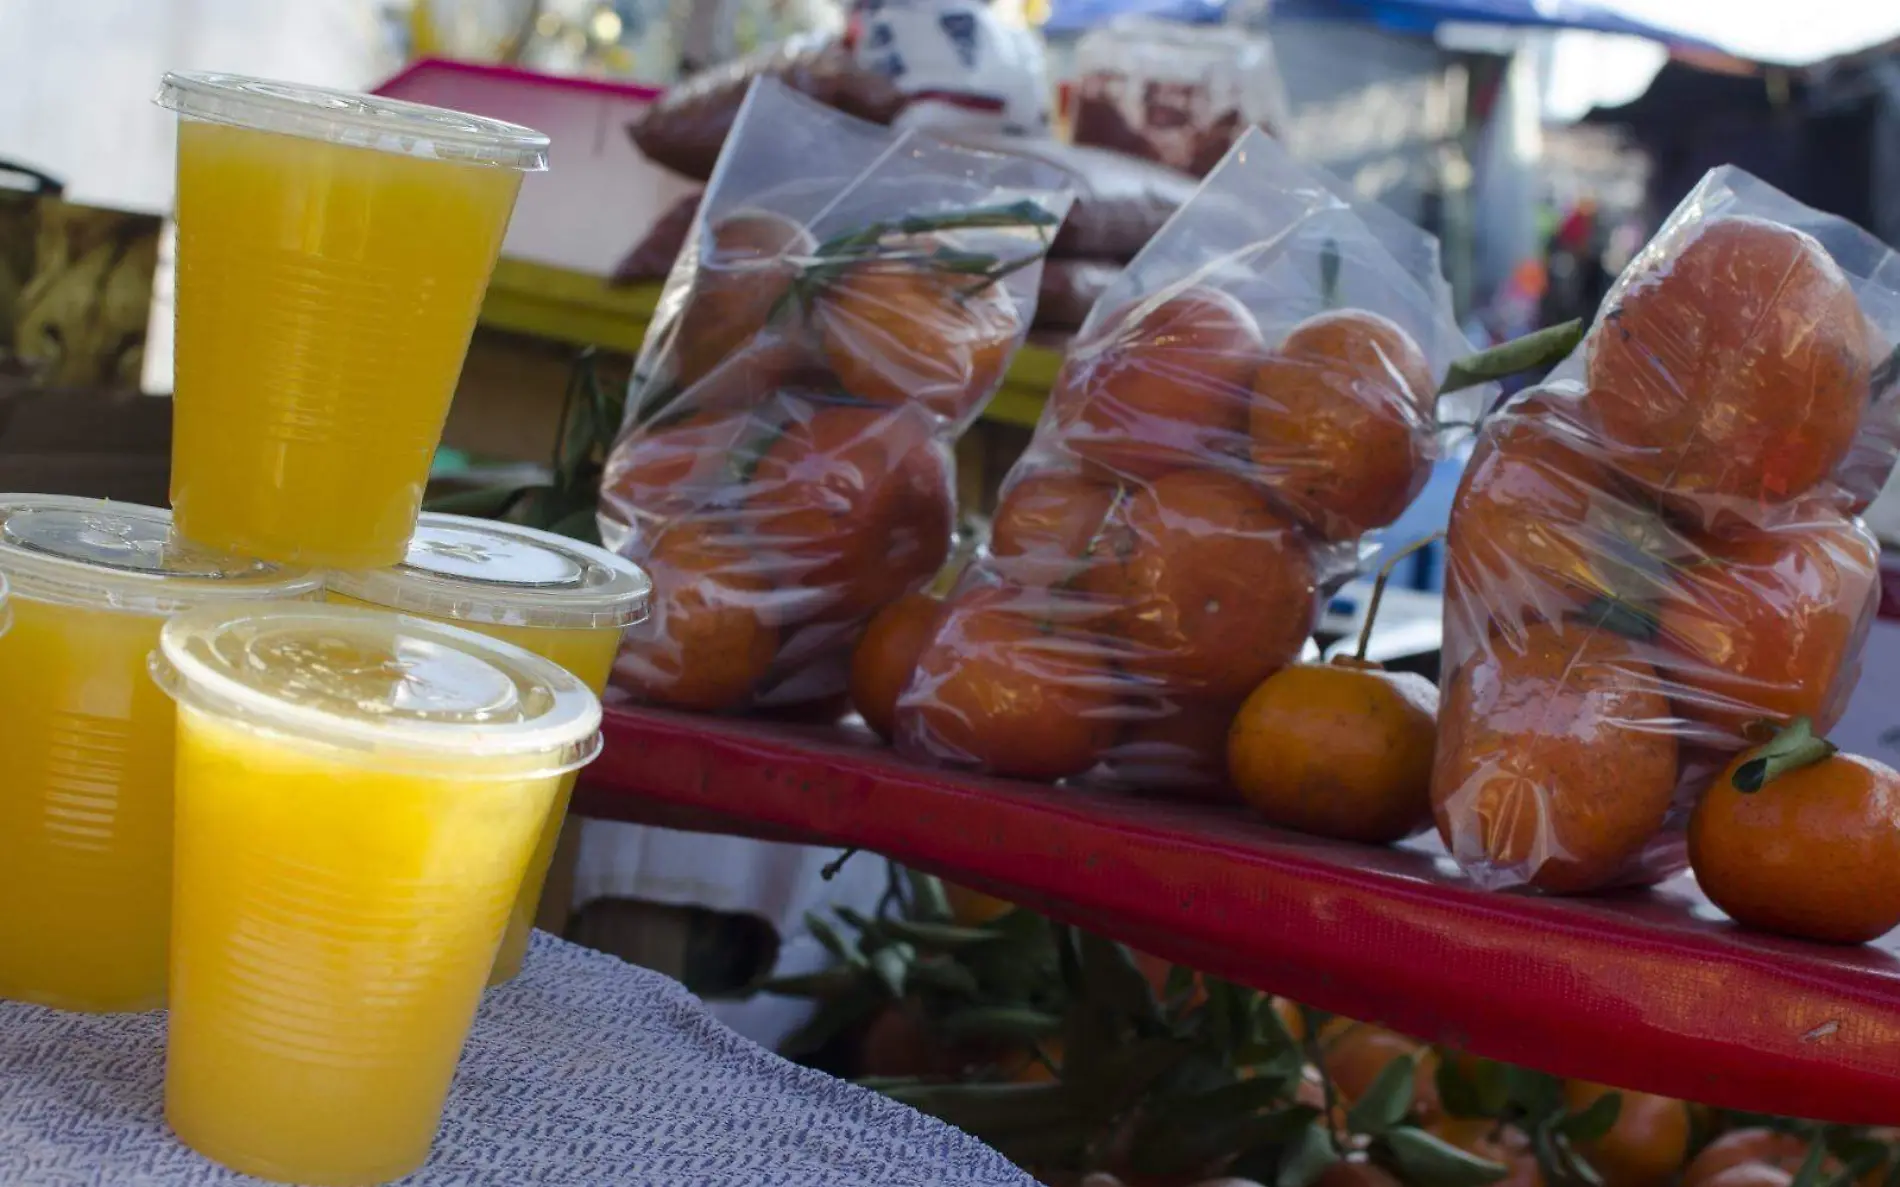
598 77 1074 717
1434 166 1900 894
891 128 1473 787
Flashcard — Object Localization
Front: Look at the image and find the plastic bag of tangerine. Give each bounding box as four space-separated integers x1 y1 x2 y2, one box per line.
1434 166 1900 895
886 128 1482 787
597 77 1074 717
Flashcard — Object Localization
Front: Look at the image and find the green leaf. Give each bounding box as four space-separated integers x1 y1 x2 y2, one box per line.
777 985 879 1059
1079 933 1162 1028
1792 1135 1833 1187
877 918 1006 951
1179 1074 1302 1124
936 1007 1064 1044
904 869 954 923
904 957 981 999
1439 319 1584 395
1084 1036 1193 1116
1164 962 1197 1005
1134 1103 1320 1181
1501 1066 1565 1120
1278 1120 1343 1187
541 504 601 544
1346 1051 1419 1136
868 944 911 999
423 483 539 519
805 913 862 968
1557 1091 1622 1146
1732 717 1839 793
879 1081 1085 1139
758 968 862 998
1380 1125 1510 1187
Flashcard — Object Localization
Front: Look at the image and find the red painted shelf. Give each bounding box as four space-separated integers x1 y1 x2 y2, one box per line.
576 701 1900 1125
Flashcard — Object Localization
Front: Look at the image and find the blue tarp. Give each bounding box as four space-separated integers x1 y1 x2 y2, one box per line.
1046 0 1703 44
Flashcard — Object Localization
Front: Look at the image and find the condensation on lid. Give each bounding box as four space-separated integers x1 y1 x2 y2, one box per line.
0 495 319 615
155 72 549 171
153 604 602 773
325 514 652 631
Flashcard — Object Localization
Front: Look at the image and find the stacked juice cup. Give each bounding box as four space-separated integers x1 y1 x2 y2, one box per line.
151 605 603 1184
326 513 652 985
0 497 318 1013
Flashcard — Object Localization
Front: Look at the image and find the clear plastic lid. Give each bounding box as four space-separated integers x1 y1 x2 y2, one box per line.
152 604 602 776
155 72 550 171
325 514 652 632
0 495 319 615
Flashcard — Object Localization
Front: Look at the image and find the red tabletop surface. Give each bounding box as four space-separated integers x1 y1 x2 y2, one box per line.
577 702 1900 1125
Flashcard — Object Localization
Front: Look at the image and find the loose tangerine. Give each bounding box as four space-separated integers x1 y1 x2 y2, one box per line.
1249 310 1437 542
616 519 779 712
747 402 954 621
672 211 814 387
1684 1130 1817 1187
1080 470 1316 700
1051 287 1263 481
896 584 1118 781
1656 512 1879 739
988 469 1122 586
849 592 943 741
813 260 1020 420
1563 1082 1691 1187
1433 622 1679 894
1584 216 1869 512
1321 1024 1419 1104
1690 737 1900 944
1227 658 1438 844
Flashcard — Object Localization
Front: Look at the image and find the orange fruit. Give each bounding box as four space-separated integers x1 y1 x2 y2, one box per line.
1584 215 1869 514
1249 310 1437 542
813 260 1019 420
988 469 1122 586
943 882 1014 926
1093 695 1242 800
1321 1024 1419 1103
1656 512 1879 739
617 519 779 712
1428 1118 1545 1187
1080 470 1316 700
1563 1082 1691 1187
1228 656 1437 844
896 584 1118 781
1684 1129 1817 1187
849 592 943 741
1051 287 1263 481
1690 743 1900 943
1433 622 1679 893
747 402 954 621
672 211 814 387
602 407 761 525
1703 1168 1796 1187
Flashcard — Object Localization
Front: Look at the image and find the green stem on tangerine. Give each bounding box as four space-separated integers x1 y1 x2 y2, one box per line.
1438 319 1585 397
1732 717 1838 793
1355 531 1444 662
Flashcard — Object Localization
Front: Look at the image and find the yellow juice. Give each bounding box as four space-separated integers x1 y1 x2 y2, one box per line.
329 593 621 984
0 599 173 1012
170 119 521 568
165 706 560 1186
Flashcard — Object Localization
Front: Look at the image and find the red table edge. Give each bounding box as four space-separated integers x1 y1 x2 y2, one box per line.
578 705 1900 1125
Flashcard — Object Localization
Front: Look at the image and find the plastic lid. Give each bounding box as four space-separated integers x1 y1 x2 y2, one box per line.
326 514 652 631
0 495 319 615
155 72 549 171
153 604 602 776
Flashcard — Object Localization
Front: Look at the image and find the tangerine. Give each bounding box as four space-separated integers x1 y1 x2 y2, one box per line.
988 469 1122 586
1584 215 1869 513
1051 287 1263 481
616 518 779 712
1563 1082 1691 1187
1094 696 1242 800
1689 732 1900 944
672 211 814 387
747 402 954 621
1080 470 1317 700
1655 512 1879 739
943 882 1015 926
896 584 1118 780
1702 1168 1795 1187
1249 310 1437 542
602 407 761 526
1321 1024 1420 1103
1683 1129 1816 1187
849 592 943 741
813 260 1019 420
1228 657 1438 844
1433 621 1679 893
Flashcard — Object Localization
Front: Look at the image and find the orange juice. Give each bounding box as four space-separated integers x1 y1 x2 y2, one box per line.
0 496 316 1013
154 605 601 1186
326 514 650 984
158 72 548 568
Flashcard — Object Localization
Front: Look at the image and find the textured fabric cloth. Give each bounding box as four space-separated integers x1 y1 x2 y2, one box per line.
0 933 1035 1187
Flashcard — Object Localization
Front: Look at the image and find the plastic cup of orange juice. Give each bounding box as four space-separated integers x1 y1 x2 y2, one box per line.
326 513 650 985
151 603 601 1186
0 495 317 1014
155 72 549 569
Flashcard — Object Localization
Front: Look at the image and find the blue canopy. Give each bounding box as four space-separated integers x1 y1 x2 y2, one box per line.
1045 0 1704 44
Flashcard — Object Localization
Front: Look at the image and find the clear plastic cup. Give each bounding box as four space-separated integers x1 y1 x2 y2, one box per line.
0 495 317 1013
325 513 651 984
151 604 602 1187
155 72 549 569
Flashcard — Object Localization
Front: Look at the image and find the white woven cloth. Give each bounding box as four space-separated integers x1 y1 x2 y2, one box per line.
0 933 1036 1187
